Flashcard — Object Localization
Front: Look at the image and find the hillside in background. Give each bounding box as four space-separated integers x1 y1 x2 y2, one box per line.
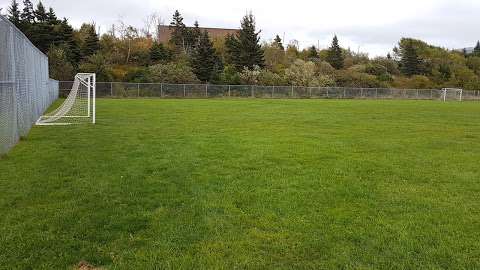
5 0 480 90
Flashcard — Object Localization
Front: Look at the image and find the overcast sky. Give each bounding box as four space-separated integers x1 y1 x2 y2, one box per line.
1 0 479 56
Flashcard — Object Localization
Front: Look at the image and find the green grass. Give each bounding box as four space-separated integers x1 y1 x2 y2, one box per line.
1 99 479 269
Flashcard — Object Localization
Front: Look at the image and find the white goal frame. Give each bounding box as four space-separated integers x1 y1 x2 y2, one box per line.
36 73 96 125
441 88 463 102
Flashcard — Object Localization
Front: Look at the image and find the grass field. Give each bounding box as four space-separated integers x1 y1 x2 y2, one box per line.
0 99 479 269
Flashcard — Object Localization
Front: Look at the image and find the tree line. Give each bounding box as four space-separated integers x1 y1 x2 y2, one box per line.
6 0 480 90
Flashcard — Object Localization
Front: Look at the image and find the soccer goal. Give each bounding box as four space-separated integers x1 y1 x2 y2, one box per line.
36 73 96 125
441 88 463 102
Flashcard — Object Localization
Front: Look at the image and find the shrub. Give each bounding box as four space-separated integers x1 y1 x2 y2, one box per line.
149 61 199 83
124 67 152 83
285 59 317 86
334 70 386 88
218 65 241 85
258 70 286 86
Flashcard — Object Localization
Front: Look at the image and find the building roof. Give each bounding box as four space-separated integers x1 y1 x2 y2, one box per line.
157 25 239 43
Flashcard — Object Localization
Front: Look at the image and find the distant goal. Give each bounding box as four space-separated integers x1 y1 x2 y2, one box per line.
441 88 463 102
36 73 96 125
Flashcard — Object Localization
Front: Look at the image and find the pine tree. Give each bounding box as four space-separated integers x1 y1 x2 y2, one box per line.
190 21 201 49
169 10 187 51
228 13 264 70
400 40 421 76
150 42 171 63
307 46 319 59
82 24 100 58
225 33 240 66
473 41 480 57
191 30 217 82
46 7 58 24
60 18 81 66
21 0 35 23
7 0 22 28
34 1 48 22
273 35 284 50
326 35 344 69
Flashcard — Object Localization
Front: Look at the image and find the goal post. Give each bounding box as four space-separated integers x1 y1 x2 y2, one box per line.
441 88 463 102
36 73 96 125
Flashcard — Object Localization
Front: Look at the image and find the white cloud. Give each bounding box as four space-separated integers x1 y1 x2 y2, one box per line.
1 0 479 56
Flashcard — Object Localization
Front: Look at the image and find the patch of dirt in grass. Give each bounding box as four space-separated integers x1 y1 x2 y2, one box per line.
75 261 102 270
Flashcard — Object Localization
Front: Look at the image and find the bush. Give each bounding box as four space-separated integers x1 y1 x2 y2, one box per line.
258 70 286 86
365 63 388 76
124 67 152 83
218 65 241 85
392 75 435 89
315 61 335 76
239 66 262 85
149 61 199 84
334 70 386 88
48 45 75 81
285 59 317 86
79 53 113 82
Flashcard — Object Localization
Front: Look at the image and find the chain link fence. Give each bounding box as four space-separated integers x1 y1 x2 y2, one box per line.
0 15 59 155
59 81 480 101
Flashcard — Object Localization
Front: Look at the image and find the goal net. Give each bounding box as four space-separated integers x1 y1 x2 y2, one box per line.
441 88 463 102
36 73 96 125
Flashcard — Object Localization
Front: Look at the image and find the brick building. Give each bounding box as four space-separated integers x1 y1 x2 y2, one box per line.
157 25 239 43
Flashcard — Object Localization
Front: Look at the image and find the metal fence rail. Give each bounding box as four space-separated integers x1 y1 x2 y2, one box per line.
59 81 480 100
0 15 59 155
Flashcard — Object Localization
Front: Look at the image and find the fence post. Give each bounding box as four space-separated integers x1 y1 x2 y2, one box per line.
228 85 231 97
360 88 363 98
251 85 254 98
160 83 163 98
110 82 113 96
430 90 433 99
309 87 312 98
343 89 346 99
205 84 208 97
137 83 140 97
183 84 186 97
272 85 275 98
326 88 329 98
375 88 378 99
291 85 294 97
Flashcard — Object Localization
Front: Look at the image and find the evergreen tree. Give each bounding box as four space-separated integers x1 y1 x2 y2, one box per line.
191 30 217 82
34 1 48 22
400 40 421 76
46 7 58 24
21 0 35 23
473 41 480 57
190 21 201 48
307 46 319 59
227 13 264 70
7 0 22 28
326 35 344 69
150 42 171 63
82 24 100 58
225 33 240 66
60 18 81 66
169 10 187 51
273 35 284 50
